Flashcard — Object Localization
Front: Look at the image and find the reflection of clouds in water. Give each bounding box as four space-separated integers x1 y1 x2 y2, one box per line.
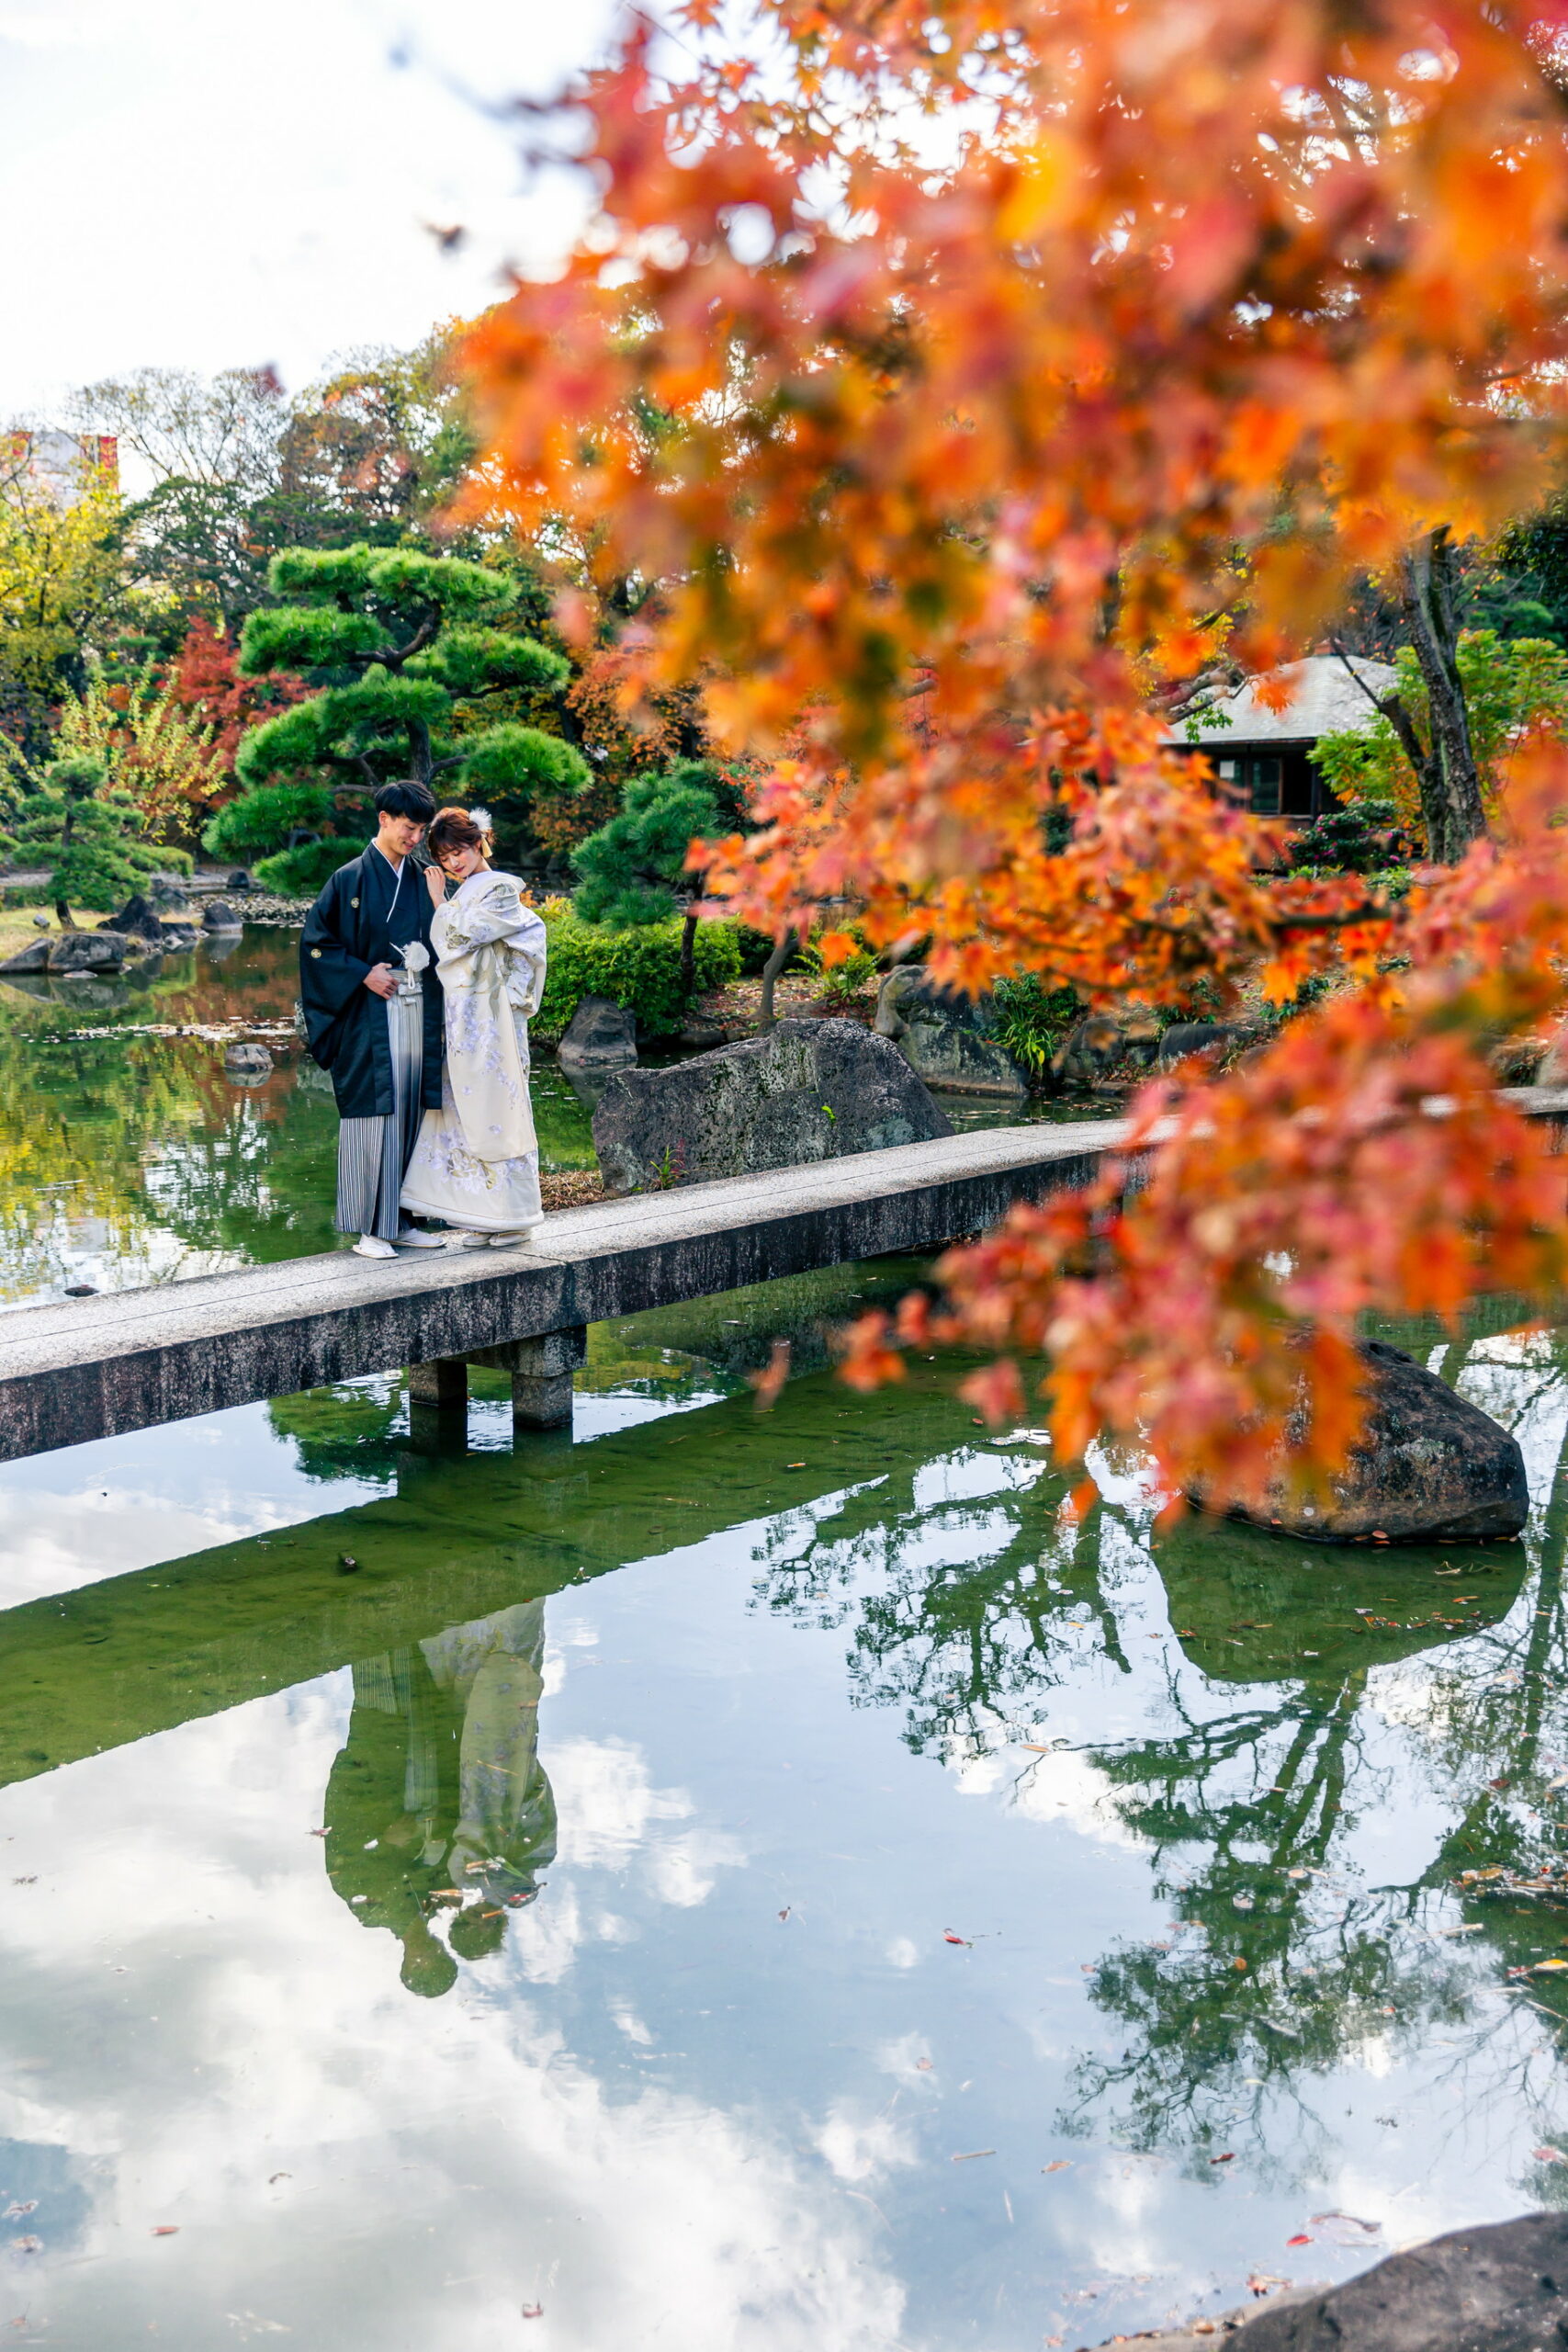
649 1826 748 1907
909 1446 1046 1515
547 1735 748 1906
0 1692 905 2352
876 2030 941 2086
549 1735 695 1864
813 2104 918 2183
951 1736 1150 1849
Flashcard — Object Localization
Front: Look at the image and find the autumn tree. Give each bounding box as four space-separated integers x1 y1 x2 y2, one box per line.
461 0 1568 1509
206 544 590 895
44 661 224 842
0 440 123 753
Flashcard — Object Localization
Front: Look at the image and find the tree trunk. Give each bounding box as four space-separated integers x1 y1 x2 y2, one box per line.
679 905 699 1001
54 899 74 931
406 718 433 788
1398 528 1488 862
758 929 795 1031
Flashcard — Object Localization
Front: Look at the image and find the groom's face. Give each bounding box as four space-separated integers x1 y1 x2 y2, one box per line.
377 812 428 860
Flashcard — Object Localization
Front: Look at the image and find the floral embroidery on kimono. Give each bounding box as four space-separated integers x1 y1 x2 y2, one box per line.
400 869 547 1232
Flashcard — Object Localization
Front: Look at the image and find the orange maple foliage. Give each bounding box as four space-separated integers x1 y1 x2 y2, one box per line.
461 0 1568 1498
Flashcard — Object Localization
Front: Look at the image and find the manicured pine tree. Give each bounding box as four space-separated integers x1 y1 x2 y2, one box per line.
205 544 591 894
3 754 186 929
571 760 730 996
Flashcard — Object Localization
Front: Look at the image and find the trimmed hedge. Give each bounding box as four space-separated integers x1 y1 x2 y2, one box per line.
536 908 740 1038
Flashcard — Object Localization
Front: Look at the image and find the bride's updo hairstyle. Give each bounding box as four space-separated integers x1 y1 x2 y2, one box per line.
428 805 494 865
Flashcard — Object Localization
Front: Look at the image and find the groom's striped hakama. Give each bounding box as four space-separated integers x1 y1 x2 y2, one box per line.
334 981 426 1241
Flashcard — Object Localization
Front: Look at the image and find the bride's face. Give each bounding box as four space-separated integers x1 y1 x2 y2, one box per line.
438 840 487 882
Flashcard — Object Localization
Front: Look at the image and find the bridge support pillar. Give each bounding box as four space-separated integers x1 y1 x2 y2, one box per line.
468 1327 587 1434
406 1355 469 1454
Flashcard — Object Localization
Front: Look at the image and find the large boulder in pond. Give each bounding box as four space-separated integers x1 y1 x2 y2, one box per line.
874 967 1028 1099
1198 1339 1528 1544
0 937 51 975
203 899 243 933
1083 2211 1568 2352
558 993 637 1074
592 1017 953 1193
108 893 167 944
47 930 130 973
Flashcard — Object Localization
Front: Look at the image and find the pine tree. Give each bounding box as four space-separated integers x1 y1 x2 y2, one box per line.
3 754 186 929
204 544 591 895
571 761 733 996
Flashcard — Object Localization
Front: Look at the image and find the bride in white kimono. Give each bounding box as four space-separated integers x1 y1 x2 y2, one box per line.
399 806 547 1250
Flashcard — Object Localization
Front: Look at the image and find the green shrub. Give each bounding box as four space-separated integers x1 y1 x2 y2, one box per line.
797 937 880 1001
536 908 741 1038
987 974 1082 1074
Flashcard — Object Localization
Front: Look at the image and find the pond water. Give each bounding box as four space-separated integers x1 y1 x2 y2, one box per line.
2 1251 1567 2349
0 926 1074 1311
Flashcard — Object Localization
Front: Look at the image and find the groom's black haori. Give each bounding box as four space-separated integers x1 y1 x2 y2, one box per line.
299 782 446 1242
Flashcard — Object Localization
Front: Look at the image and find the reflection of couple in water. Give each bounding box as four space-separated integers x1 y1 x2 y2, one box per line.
324 1600 558 1997
299 780 548 1262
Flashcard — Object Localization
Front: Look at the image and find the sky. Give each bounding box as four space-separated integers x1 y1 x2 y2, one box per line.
0 0 645 424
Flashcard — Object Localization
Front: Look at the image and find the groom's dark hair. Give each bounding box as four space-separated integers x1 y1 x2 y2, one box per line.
373 779 437 823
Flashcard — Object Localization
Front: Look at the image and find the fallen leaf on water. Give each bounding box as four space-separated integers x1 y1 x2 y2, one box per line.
1232 1894 1255 1912
943 1931 972 1947
951 2149 995 2162
1534 2146 1568 2165
11 2237 41 2255
521 2305 544 2321
916 2057 932 2071
1209 2153 1235 2165
308 1828 327 1839
1286 2233 1313 2246
152 2225 180 2236
1310 2211 1381 2236
1232 1957 1248 1971
778 1906 791 1923
480 1909 503 1920
1042 2160 1073 2174
1247 2274 1290 2296
1019 1743 1054 1752
3 2205 35 2222
268 2174 290 2185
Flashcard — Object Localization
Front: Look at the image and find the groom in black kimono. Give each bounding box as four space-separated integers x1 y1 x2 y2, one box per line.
299 780 447 1261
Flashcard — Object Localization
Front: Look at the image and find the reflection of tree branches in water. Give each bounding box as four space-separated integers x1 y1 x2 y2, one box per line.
0 930 323 1295
1063 1342 1568 2165
750 1444 1121 1751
